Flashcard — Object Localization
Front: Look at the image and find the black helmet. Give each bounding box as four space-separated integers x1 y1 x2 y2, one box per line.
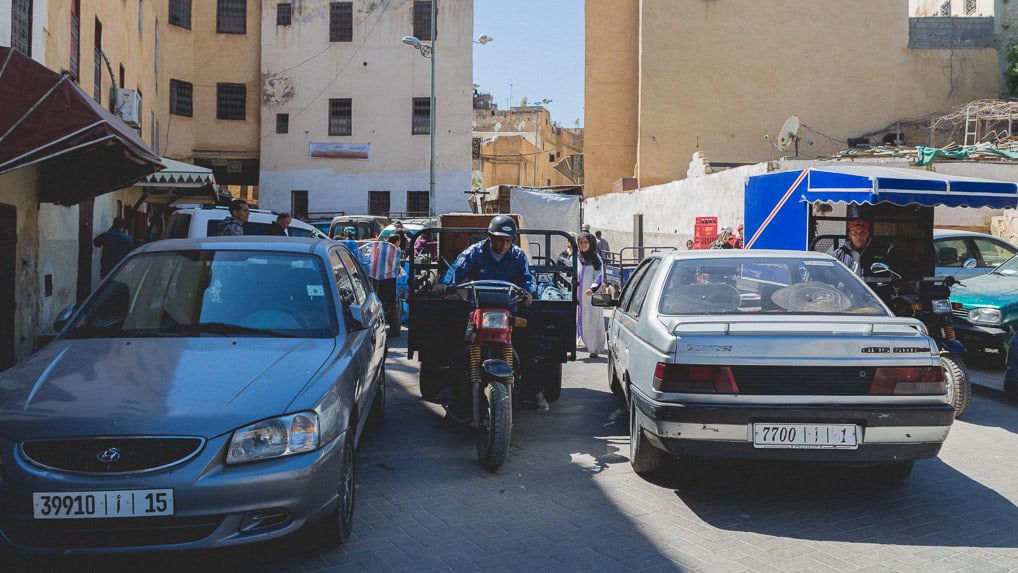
487 215 517 238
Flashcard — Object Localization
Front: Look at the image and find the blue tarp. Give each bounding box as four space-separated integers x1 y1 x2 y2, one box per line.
744 165 1018 250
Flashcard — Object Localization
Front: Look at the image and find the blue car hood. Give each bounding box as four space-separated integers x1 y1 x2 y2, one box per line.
0 338 336 439
950 272 1018 308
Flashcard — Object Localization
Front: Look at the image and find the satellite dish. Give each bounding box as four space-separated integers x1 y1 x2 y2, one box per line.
776 115 800 151
494 121 502 132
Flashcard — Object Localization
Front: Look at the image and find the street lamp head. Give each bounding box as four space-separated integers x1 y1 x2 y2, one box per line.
401 36 421 48
475 34 493 45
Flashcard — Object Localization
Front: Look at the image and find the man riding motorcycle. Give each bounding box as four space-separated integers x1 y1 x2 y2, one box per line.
435 215 547 407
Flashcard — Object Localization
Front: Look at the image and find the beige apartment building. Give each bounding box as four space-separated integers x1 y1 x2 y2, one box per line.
472 94 584 190
585 0 1003 198
258 0 474 218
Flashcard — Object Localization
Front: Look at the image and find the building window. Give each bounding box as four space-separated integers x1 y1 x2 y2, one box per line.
169 79 193 117
369 191 390 216
412 98 431 135
216 83 246 120
168 0 191 29
93 18 103 103
276 113 289 134
964 0 976 15
12 0 33 56
217 0 246 34
277 3 292 25
412 1 435 41
330 2 353 42
70 0 80 79
291 190 309 220
406 191 429 217
138 0 144 36
329 98 352 136
940 1 951 16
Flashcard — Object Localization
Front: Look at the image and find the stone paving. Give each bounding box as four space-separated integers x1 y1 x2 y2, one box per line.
10 337 1018 572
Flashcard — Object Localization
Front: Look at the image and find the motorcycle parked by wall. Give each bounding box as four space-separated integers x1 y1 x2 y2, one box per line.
871 261 973 417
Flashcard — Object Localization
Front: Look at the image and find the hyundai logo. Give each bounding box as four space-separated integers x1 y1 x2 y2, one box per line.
97 447 122 464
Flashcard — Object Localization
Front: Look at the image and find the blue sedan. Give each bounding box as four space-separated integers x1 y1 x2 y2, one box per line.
0 237 387 553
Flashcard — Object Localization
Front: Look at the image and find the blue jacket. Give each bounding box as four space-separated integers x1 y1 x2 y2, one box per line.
442 239 537 293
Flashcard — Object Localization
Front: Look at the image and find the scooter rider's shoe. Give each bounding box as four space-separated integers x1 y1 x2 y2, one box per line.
534 391 550 411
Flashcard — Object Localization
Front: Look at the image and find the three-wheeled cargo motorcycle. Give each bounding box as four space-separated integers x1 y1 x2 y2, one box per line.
407 227 578 471
744 165 1018 418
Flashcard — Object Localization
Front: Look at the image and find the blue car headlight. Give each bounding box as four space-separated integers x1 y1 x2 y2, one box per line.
226 412 320 464
967 307 1002 326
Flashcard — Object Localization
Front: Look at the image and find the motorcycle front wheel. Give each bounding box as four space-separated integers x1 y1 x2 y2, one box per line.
942 353 971 418
477 381 512 472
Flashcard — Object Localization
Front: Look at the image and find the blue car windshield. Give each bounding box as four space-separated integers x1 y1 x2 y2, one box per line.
67 251 338 338
658 257 887 315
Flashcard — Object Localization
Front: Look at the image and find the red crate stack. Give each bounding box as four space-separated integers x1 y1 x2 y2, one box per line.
694 216 717 249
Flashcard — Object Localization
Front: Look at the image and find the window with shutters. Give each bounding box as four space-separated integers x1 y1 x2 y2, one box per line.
217 0 246 34
412 1 435 41
276 113 289 134
12 0 33 56
329 99 352 136
170 80 193 117
217 83 246 120
330 2 352 42
369 192 390 216
169 0 191 29
412 98 431 135
277 3 292 25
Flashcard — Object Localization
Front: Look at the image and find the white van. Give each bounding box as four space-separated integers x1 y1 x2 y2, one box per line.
165 206 330 239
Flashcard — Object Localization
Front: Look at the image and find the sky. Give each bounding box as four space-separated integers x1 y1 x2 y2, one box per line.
473 0 585 128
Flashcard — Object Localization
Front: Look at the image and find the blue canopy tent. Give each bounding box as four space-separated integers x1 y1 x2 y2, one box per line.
744 165 1018 251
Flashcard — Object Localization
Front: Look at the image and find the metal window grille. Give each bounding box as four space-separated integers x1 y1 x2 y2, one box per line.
329 98 352 136
93 49 102 103
168 0 191 29
412 1 435 41
276 113 289 134
329 2 353 42
291 190 309 220
369 191 390 216
277 3 292 25
939 1 951 16
70 3 80 79
216 83 246 120
217 0 246 34
170 79 193 117
406 191 429 217
412 98 431 135
964 0 976 15
12 0 33 56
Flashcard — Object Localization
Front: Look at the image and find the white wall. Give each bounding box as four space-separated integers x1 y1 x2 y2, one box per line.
584 157 1018 252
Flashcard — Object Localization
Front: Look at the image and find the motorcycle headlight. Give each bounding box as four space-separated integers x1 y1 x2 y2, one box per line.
967 307 1002 326
931 299 952 315
226 412 320 464
481 311 510 330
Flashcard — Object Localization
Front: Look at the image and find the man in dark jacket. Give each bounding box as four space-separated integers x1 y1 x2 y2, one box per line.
267 212 291 236
92 217 134 277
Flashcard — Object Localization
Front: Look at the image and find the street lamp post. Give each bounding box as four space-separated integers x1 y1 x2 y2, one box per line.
401 1 437 218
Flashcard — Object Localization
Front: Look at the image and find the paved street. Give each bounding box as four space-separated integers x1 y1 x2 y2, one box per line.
10 336 1018 572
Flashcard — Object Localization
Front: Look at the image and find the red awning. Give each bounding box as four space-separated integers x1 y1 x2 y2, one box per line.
0 47 163 205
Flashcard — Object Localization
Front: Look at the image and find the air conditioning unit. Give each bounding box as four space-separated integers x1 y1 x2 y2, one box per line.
113 88 142 127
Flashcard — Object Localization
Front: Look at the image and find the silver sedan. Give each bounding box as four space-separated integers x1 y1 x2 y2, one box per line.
595 249 955 484
0 237 387 553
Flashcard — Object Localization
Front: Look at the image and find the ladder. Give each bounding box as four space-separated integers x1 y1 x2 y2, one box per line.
963 105 979 146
